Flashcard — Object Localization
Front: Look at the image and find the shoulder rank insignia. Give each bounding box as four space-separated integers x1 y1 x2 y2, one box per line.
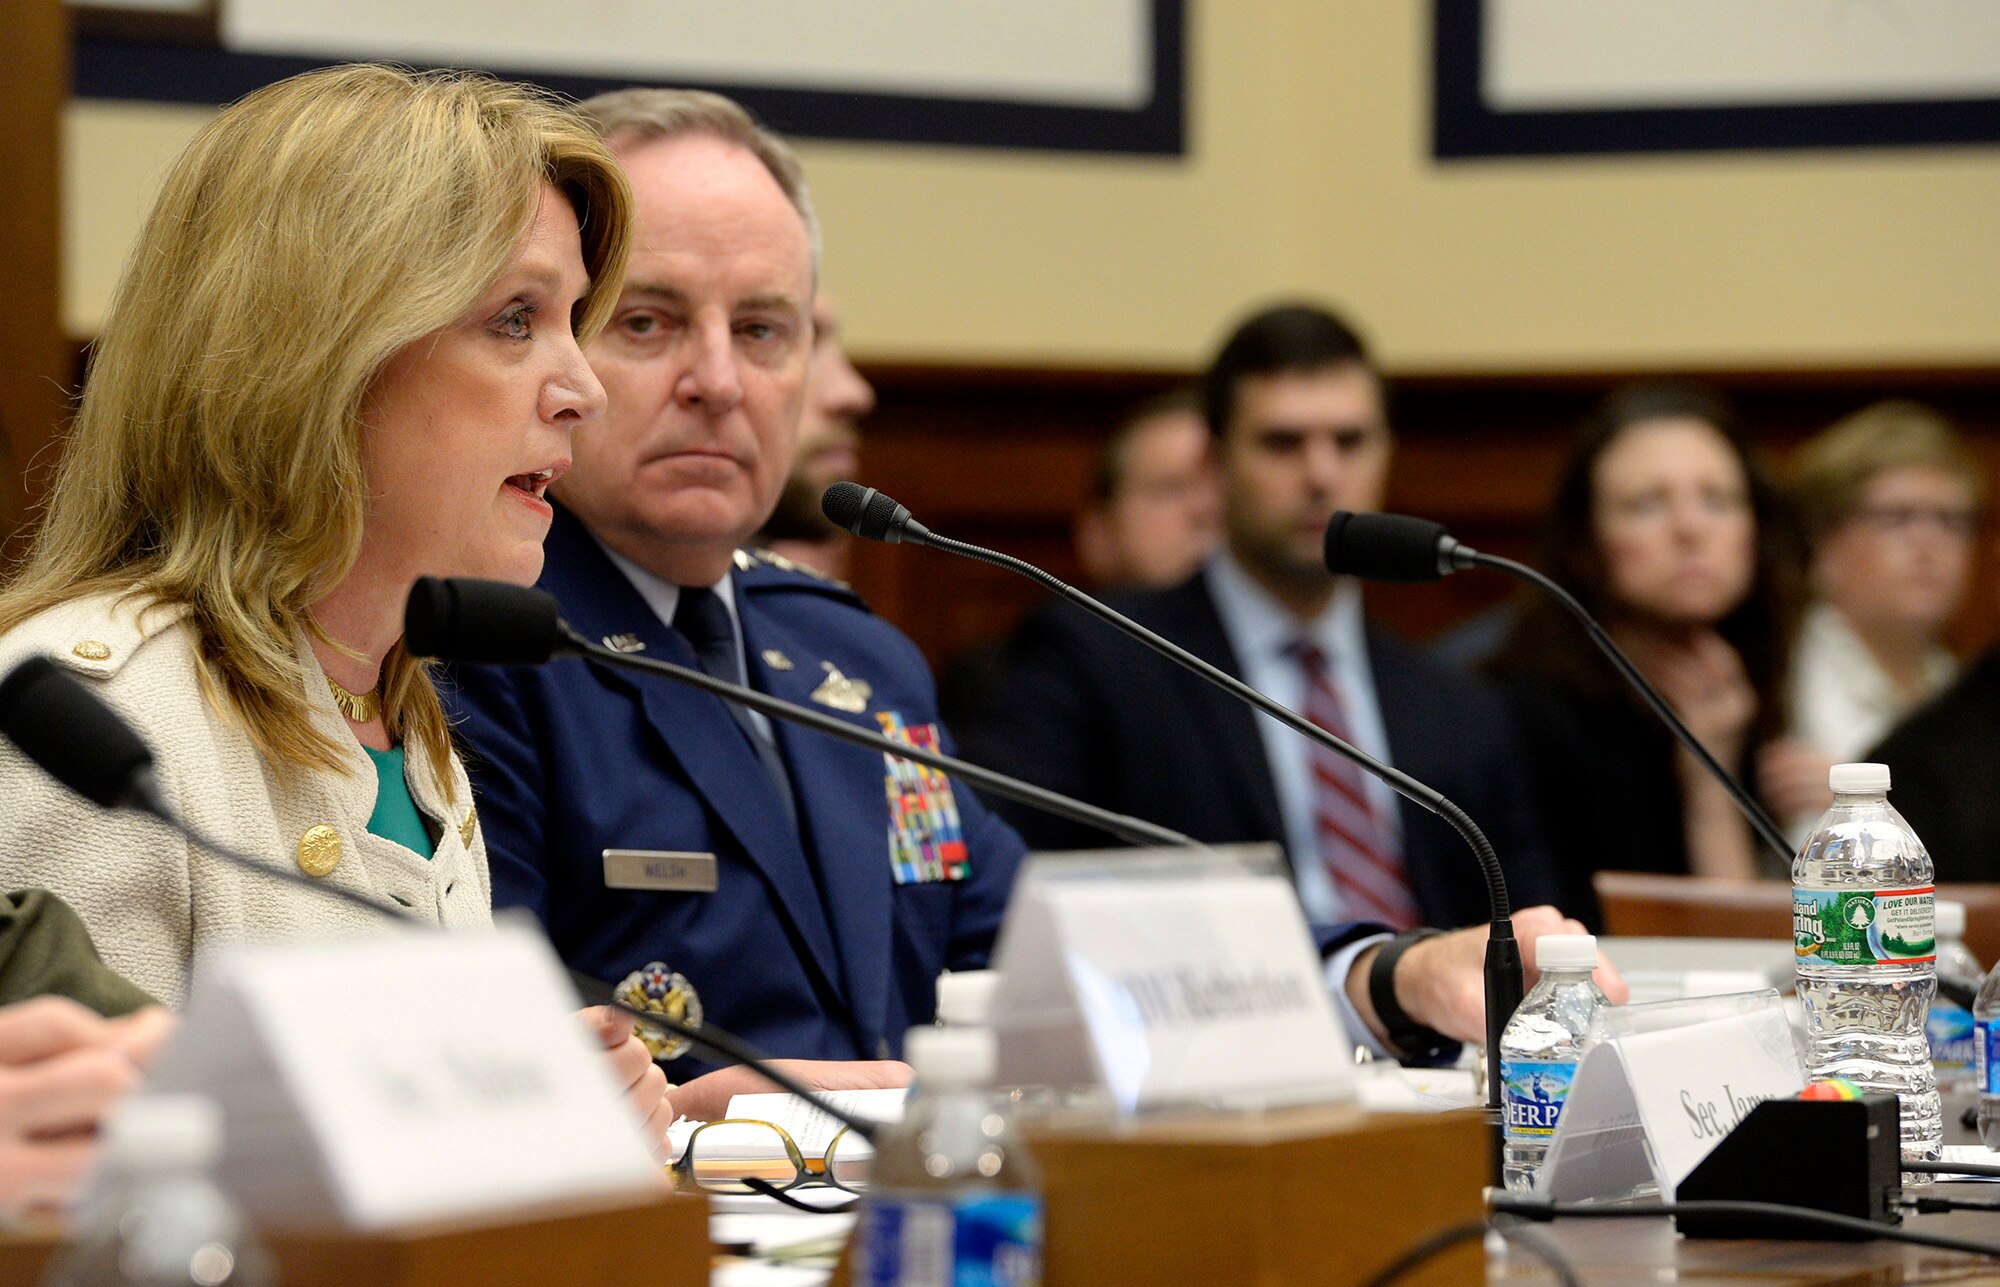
810 661 871 713
744 547 851 589
615 961 703 1061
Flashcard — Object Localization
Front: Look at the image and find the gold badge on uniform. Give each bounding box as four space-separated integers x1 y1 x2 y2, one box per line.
810 662 871 713
615 961 704 1061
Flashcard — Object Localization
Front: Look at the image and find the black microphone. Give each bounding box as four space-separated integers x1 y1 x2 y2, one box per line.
823 482 929 546
0 657 884 1140
405 577 1196 851
822 485 1524 1112
0 656 410 921
1323 511 1794 867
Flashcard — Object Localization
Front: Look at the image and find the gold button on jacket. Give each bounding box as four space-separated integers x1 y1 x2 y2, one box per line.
296 825 342 877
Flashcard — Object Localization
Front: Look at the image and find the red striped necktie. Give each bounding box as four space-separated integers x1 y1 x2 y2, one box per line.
1293 640 1421 930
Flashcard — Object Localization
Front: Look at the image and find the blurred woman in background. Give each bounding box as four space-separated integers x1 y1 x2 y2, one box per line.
1488 383 1803 925
1761 401 1984 839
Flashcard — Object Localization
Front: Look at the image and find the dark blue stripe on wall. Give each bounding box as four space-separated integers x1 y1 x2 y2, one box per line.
1433 0 2000 159
75 1 1185 156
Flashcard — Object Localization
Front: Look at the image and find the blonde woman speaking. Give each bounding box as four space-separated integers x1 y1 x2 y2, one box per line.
0 64 679 1143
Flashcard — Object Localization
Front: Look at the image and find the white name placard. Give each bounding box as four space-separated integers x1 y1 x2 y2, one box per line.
988 847 1354 1113
1541 992 1804 1200
141 917 665 1230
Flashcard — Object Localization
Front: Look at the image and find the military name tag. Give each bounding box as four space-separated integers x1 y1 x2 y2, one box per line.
603 850 719 893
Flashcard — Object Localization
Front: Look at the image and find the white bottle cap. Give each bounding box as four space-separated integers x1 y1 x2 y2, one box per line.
934 971 1000 1028
104 1094 223 1173
1536 933 1598 972
904 1026 996 1091
1829 763 1891 794
1937 901 1966 940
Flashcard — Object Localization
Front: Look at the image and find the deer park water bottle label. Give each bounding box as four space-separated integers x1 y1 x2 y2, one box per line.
1793 886 1935 965
1501 1060 1576 1139
857 1192 1042 1287
1930 1003 1976 1076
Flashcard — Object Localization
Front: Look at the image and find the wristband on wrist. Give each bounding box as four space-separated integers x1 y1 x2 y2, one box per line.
1367 927 1452 1061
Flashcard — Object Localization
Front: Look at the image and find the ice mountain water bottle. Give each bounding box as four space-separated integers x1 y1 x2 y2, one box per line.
1793 762 1941 1176
1500 933 1607 1192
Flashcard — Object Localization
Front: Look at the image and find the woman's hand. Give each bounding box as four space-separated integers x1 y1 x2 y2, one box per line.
0 998 173 1215
577 1006 677 1162
1758 738 1837 824
1632 630 1758 764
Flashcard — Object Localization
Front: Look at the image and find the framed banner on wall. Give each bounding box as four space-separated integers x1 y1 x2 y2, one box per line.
1434 0 2000 158
71 0 1185 155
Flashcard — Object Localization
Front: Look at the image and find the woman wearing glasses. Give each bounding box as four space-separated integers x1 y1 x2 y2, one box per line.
1762 401 1984 839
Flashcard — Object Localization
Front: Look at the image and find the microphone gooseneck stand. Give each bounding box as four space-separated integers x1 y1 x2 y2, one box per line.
546 625 1198 852
1459 549 1794 868
821 483 1524 1120
0 655 890 1144
1322 510 1793 869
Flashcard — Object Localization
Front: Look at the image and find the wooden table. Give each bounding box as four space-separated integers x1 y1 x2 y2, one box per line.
1490 1193 2000 1283
1494 1092 2000 1283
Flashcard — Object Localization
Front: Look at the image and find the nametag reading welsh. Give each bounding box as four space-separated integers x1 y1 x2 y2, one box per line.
1541 994 1803 1201
604 849 719 892
988 846 1353 1113
141 917 664 1230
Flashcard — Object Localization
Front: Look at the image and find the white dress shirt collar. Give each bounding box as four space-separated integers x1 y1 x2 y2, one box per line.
595 539 770 741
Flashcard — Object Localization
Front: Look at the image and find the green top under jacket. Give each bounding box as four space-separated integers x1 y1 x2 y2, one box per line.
0 888 156 1016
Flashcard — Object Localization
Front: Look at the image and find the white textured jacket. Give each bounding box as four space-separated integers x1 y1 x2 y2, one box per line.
0 592 493 1005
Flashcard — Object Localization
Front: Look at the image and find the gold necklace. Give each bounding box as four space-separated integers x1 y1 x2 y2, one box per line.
327 674 381 723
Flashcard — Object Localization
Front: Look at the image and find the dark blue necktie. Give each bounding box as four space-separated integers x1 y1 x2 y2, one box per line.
673 586 797 829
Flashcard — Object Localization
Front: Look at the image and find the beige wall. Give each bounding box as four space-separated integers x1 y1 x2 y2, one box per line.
63 1 2000 370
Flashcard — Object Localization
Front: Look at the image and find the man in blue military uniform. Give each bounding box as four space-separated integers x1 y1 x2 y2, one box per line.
442 89 1025 1071
444 88 1617 1079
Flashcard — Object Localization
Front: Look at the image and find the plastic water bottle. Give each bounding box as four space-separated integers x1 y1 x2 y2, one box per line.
934 970 999 1030
1974 957 2000 1146
1793 763 1941 1176
44 1095 273 1286
1929 901 1983 1092
854 1027 1042 1287
1500 933 1607 1192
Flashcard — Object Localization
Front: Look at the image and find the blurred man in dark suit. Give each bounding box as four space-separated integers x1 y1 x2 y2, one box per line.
1076 387 1223 591
751 291 876 579
965 303 1559 931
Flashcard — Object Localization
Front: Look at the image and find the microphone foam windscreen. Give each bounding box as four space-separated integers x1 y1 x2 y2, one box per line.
0 656 154 807
821 482 907 542
1324 512 1451 583
403 577 564 665
820 481 869 534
